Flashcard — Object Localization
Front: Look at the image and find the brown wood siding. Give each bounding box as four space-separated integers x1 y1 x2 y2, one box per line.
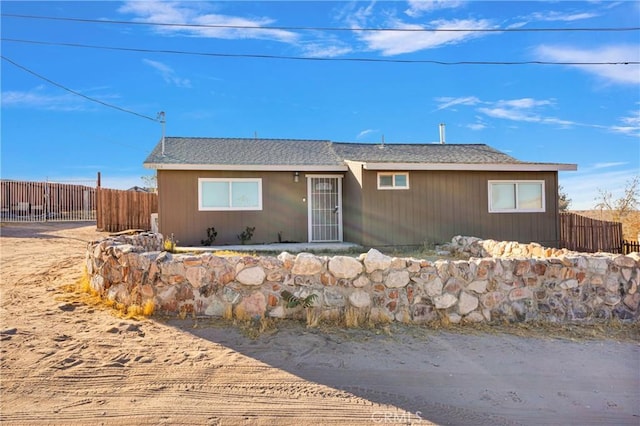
158 170 308 246
342 162 363 244
358 170 560 248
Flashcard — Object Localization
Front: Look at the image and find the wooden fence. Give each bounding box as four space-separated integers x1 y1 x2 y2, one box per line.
559 212 623 253
97 188 158 232
623 240 640 254
1 179 96 222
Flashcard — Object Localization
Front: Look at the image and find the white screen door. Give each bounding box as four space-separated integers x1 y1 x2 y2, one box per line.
307 175 343 242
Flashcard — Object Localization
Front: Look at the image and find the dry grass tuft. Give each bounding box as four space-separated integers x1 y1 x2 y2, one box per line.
59 268 155 320
213 250 258 257
305 307 321 328
142 299 155 316
126 304 144 318
229 311 639 343
405 319 640 343
233 303 248 321
58 272 105 309
223 303 233 320
344 306 371 328
237 317 277 339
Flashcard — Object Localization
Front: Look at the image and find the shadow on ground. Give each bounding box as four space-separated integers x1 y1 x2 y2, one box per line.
162 317 640 426
0 221 98 240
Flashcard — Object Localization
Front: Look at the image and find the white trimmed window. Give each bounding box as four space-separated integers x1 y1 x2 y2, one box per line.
489 180 545 213
198 178 262 211
377 172 409 190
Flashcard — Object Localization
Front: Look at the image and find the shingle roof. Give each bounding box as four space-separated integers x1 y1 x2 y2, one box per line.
332 142 521 164
144 137 575 171
145 137 522 166
144 137 343 166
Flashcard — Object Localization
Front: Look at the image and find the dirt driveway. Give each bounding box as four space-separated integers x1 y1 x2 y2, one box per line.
1 222 638 425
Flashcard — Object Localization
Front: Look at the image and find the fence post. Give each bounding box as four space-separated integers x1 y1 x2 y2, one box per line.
96 172 102 231
44 179 49 222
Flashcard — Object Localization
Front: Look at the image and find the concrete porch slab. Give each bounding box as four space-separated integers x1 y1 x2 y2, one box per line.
180 242 363 254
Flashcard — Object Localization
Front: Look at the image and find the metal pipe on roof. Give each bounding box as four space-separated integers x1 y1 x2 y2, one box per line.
158 111 166 156
439 123 446 144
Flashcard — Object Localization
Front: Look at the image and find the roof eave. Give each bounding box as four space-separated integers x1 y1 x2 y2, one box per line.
362 162 578 171
143 163 349 172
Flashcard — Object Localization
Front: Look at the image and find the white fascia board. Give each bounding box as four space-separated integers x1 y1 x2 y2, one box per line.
344 160 365 168
144 163 349 172
362 162 577 171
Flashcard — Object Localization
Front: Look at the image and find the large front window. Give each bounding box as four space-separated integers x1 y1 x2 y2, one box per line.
198 178 262 211
489 180 544 213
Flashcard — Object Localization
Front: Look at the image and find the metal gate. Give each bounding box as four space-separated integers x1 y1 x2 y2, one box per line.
307 175 343 242
0 179 97 222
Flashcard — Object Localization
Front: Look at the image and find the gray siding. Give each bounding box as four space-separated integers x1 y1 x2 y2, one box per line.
356 169 560 248
342 162 364 245
158 168 561 248
158 170 309 246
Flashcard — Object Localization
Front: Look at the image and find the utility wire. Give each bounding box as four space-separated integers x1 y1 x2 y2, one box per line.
1 55 159 122
3 38 638 66
2 13 639 32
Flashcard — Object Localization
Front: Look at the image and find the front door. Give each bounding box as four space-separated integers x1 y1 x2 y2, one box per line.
307 175 343 242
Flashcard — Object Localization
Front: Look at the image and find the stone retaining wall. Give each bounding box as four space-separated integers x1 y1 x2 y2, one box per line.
85 233 640 324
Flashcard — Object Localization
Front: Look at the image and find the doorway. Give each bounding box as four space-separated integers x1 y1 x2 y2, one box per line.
307 175 343 242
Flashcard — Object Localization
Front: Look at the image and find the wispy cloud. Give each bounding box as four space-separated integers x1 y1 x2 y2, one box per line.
466 115 489 131
142 59 191 88
478 106 540 123
535 44 640 85
118 1 298 43
476 97 565 125
357 129 379 139
1 85 119 111
527 11 598 22
610 109 640 136
507 6 599 30
475 98 577 127
434 96 480 111
498 98 553 109
357 18 495 56
404 0 464 18
300 34 353 58
436 95 639 136
338 1 375 27
594 162 628 169
302 44 353 58
2 87 80 111
120 1 356 59
467 122 487 131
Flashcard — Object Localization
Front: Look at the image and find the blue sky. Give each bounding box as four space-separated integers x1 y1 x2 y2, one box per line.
1 0 638 210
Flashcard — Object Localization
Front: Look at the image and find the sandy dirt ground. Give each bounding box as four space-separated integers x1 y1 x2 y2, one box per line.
0 222 638 425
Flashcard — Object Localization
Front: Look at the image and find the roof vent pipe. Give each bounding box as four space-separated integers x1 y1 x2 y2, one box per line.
158 111 166 156
439 123 446 144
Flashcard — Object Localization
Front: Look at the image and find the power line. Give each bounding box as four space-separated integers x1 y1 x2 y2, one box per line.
1 55 159 122
3 38 638 66
2 13 639 33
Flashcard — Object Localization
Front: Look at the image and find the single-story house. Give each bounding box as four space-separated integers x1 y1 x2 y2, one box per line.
143 137 576 248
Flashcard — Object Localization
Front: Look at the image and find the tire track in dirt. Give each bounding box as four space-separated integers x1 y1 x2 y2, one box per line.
3 223 638 426
1 223 425 425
